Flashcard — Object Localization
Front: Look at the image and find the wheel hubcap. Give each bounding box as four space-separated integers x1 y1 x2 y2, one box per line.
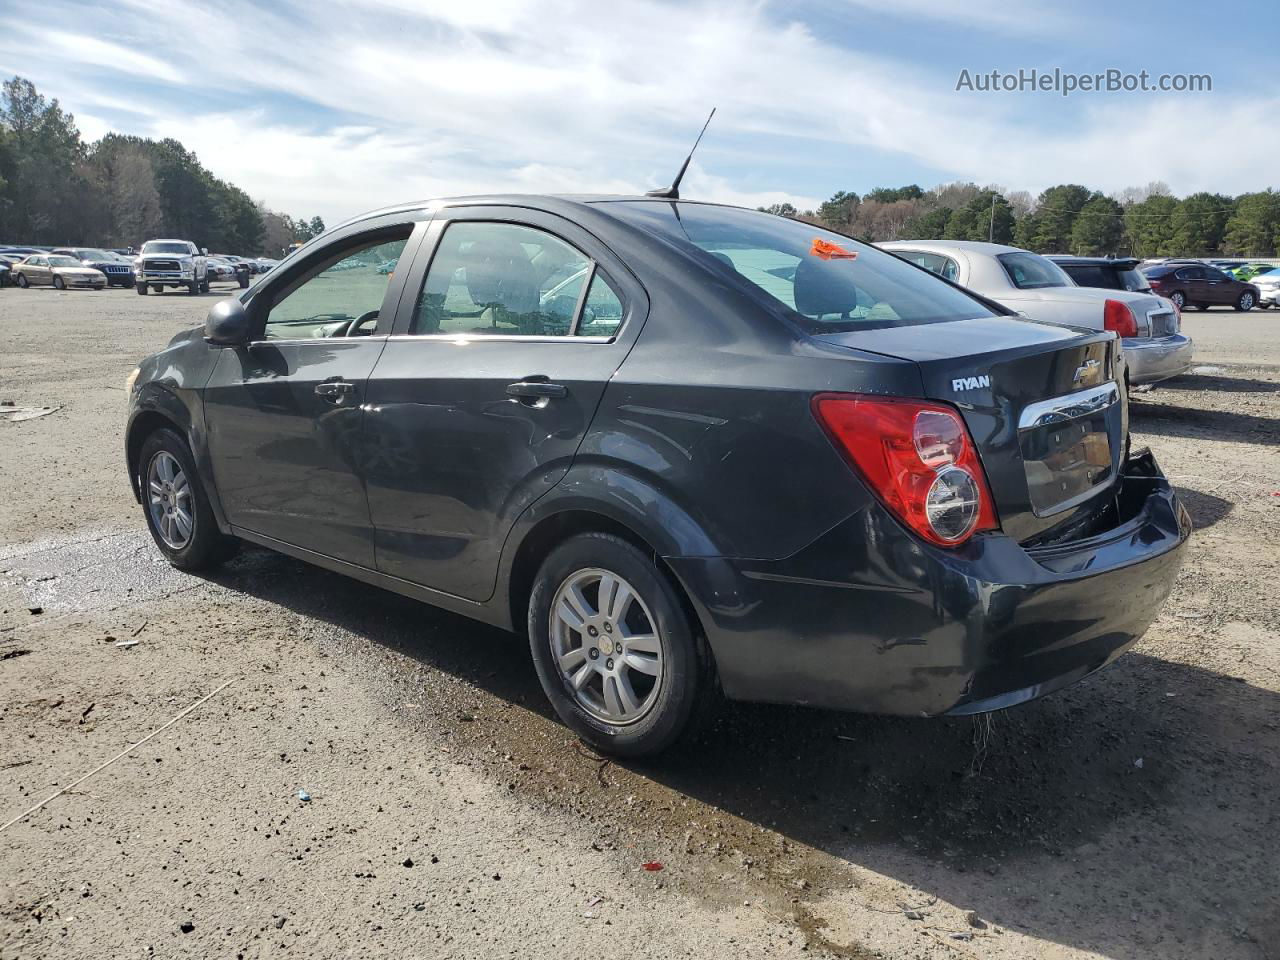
147 451 193 549
550 568 663 726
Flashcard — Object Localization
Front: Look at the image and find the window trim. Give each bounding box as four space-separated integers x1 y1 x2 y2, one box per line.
248 222 421 344
397 214 631 344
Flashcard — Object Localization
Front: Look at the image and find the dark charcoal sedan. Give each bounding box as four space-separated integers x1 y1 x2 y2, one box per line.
124 196 1190 756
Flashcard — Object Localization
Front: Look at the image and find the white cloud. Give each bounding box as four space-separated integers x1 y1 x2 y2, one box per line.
837 0 1074 36
2 0 1274 222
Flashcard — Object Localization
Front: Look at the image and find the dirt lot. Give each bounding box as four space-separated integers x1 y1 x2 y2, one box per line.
1 284 1277 959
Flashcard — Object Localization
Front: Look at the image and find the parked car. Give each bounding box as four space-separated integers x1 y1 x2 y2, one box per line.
0 253 23 285
1246 267 1280 308
1045 256 1153 294
51 247 136 287
124 196 1189 757
204 257 236 283
0 261 8 287
12 253 107 290
211 254 252 287
134 239 209 295
252 257 279 273
881 241 1192 386
1139 262 1262 312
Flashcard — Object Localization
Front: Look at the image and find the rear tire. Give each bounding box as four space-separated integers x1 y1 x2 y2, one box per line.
137 428 238 571
528 532 705 758
1235 291 1255 311
1168 290 1185 311
136 281 148 295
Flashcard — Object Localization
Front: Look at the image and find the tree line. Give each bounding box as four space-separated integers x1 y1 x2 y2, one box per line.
0 77 324 255
764 180 1280 258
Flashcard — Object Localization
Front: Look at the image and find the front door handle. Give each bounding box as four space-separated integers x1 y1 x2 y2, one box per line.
506 380 568 400
315 379 355 401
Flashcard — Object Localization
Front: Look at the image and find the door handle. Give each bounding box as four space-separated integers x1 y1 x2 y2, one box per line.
315 380 355 401
506 380 568 400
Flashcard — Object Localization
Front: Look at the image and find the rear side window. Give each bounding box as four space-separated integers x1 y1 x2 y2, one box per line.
998 252 1072 290
605 202 995 333
893 250 960 282
412 222 615 338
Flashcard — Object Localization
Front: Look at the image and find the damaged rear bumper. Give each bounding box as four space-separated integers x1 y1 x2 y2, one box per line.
666 449 1190 716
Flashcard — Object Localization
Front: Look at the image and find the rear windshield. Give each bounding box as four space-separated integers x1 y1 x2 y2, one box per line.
1060 263 1152 293
998 251 1072 290
604 202 996 333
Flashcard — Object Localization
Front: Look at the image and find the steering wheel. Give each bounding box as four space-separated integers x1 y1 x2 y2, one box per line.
328 310 382 338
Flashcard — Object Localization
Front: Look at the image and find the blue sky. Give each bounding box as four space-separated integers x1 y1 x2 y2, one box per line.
0 0 1274 222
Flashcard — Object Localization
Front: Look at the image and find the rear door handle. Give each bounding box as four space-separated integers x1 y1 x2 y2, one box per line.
506 380 568 400
315 379 355 400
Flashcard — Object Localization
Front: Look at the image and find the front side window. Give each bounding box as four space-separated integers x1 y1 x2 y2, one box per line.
411 222 601 337
263 233 409 340
605 202 994 333
997 252 1072 290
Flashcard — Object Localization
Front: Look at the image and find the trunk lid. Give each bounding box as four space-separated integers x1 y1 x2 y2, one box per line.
815 316 1126 543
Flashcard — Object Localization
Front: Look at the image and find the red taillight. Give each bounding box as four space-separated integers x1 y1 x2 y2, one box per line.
1103 299 1138 337
811 394 999 547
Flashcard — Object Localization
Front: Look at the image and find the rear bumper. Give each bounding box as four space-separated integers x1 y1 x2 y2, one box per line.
667 450 1190 717
1123 334 1193 385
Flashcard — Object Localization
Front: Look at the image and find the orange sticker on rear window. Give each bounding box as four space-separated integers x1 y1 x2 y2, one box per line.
810 237 857 261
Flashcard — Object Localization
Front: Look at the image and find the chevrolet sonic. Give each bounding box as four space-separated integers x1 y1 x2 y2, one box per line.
125 196 1190 757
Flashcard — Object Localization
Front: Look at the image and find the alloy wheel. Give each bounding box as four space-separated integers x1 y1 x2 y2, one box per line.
147 451 194 549
550 568 664 726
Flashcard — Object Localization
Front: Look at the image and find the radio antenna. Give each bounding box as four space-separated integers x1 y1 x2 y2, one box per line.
646 108 716 200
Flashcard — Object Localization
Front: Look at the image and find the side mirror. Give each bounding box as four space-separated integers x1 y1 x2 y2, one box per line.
201 247 209 256
204 298 252 346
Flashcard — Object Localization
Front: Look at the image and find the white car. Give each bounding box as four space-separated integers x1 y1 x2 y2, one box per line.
134 239 209 295
1248 267 1280 309
880 241 1193 386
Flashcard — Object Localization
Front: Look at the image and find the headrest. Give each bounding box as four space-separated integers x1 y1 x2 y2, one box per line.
463 237 539 315
792 255 860 317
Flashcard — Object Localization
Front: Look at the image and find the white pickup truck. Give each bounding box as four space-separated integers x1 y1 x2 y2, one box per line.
134 240 209 295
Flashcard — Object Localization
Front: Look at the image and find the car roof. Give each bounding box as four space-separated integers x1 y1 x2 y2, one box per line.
879 239 1028 256
1046 255 1140 267
327 194 780 233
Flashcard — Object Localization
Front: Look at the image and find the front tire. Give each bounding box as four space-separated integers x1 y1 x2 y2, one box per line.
137 428 237 571
528 532 704 758
1236 292 1255 311
53 276 66 290
136 281 148 295
187 277 199 295
16 274 28 288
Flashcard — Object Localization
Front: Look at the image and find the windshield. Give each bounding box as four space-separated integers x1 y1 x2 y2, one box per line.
48 256 80 267
142 241 191 255
997 251 1073 290
604 202 996 333
71 248 113 260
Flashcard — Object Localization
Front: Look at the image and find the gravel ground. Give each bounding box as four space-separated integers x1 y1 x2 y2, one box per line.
1 285 1277 959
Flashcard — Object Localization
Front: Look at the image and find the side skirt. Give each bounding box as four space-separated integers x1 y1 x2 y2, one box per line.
230 526 515 631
